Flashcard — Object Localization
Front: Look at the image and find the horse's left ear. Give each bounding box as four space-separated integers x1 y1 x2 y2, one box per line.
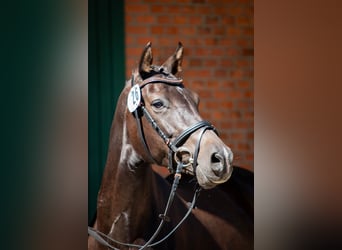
162 42 183 75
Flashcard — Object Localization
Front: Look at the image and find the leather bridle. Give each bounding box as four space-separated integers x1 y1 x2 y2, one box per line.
132 69 218 175
88 69 219 249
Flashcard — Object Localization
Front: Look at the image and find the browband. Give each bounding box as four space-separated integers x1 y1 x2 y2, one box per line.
140 75 183 89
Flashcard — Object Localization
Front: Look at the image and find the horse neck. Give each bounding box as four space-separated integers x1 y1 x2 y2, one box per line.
96 97 155 242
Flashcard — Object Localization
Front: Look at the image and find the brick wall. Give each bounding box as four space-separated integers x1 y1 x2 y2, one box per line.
125 0 254 171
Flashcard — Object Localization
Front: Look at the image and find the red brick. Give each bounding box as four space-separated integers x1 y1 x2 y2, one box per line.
136 15 155 24
185 69 211 78
237 39 249 47
243 48 254 56
244 91 253 98
214 69 227 77
214 91 226 99
244 111 254 119
222 101 233 109
237 16 251 26
204 59 218 67
151 5 165 12
136 37 154 45
189 48 205 57
204 38 218 46
151 25 164 34
189 16 202 25
227 27 241 36
197 89 212 98
212 111 225 120
219 133 228 142
222 81 235 88
238 81 249 88
231 111 242 119
206 16 219 25
168 5 192 14
247 132 254 140
125 14 133 23
127 47 145 57
213 6 229 15
238 143 250 150
219 38 234 46
228 6 243 16
166 26 179 35
207 80 220 88
128 4 149 12
214 27 226 36
212 48 225 56
197 6 212 14
237 120 249 128
236 59 249 67
243 27 254 36
145 0 173 3
126 25 149 34
185 38 202 46
189 58 202 67
246 154 254 161
221 121 233 129
198 26 211 35
230 132 244 140
222 16 235 25
125 0 254 170
174 16 188 24
179 26 196 36
157 15 170 24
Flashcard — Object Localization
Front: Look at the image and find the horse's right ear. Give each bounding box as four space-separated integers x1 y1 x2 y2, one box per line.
162 42 183 75
139 42 153 78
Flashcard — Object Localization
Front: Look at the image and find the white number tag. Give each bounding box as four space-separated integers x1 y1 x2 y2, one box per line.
127 84 141 112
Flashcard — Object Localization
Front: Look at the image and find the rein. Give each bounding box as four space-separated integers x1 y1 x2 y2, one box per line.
88 71 217 249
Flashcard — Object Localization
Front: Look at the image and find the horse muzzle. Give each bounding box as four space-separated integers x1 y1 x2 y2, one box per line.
196 145 234 189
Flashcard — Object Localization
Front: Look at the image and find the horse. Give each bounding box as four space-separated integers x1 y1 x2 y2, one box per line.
88 42 253 250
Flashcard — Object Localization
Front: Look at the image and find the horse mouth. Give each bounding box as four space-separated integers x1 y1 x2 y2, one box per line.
196 166 233 189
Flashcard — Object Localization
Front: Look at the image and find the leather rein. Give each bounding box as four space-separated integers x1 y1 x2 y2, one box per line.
88 70 217 249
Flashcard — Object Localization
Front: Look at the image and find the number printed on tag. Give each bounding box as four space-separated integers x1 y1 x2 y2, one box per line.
127 84 141 112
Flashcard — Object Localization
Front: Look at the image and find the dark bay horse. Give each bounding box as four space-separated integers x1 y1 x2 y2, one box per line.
88 42 253 250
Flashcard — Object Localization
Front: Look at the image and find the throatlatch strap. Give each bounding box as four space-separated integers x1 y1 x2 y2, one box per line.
134 108 157 164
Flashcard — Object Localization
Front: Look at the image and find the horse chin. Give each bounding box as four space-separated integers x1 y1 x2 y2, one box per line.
196 166 233 189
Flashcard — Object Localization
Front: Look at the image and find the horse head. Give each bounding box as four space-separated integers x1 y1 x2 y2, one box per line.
125 42 233 189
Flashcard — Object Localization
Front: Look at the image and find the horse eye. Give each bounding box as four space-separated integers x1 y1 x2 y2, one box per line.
151 100 164 109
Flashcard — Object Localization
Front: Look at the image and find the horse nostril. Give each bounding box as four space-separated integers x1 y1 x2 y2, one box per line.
211 153 223 164
210 153 226 177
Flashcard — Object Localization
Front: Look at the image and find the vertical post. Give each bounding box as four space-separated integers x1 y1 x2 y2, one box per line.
88 0 125 224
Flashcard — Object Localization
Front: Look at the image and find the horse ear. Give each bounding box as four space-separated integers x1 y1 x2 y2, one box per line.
162 42 183 75
139 42 153 78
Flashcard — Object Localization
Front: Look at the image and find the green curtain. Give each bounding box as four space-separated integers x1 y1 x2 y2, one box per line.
89 0 125 224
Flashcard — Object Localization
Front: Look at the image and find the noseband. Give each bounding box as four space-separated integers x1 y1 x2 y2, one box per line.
130 70 217 175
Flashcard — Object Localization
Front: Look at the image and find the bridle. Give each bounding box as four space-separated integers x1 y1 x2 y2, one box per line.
132 67 218 175
88 68 218 249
